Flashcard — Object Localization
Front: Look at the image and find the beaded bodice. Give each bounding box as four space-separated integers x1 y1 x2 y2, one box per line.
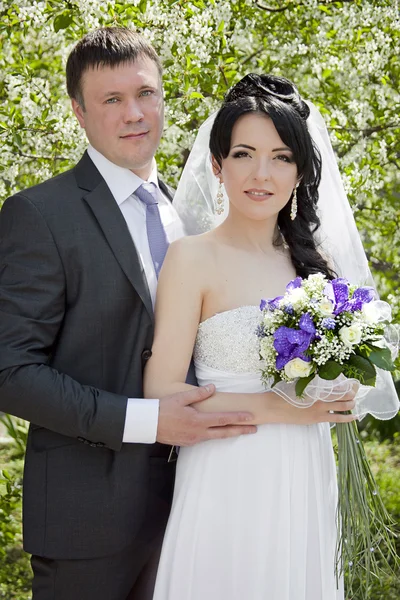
193 306 263 374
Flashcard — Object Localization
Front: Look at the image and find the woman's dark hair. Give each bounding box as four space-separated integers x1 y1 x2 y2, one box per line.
66 27 162 109
210 73 336 280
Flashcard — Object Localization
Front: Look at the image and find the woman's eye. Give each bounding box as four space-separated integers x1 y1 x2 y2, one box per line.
140 90 154 97
275 154 294 163
232 151 250 159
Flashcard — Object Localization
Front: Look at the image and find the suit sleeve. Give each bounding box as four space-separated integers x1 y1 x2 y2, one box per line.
0 194 127 451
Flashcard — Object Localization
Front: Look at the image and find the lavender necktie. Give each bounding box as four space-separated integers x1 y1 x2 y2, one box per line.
135 183 169 277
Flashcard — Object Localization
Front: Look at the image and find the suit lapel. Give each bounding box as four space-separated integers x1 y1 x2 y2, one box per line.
75 153 154 323
158 179 174 202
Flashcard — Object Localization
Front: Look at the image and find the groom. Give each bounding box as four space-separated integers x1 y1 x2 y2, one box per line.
0 27 256 600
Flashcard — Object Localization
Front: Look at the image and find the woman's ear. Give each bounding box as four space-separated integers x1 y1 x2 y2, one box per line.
211 155 223 182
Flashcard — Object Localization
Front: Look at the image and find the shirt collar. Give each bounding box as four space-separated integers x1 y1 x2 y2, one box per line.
87 145 160 206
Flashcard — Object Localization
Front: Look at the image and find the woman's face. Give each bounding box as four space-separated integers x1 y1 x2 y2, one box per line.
215 112 298 222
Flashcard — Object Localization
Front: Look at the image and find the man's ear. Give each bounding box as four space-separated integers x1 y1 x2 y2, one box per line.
71 98 86 129
211 155 223 183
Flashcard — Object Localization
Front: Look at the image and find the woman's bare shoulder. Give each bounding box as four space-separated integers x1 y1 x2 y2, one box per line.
167 232 218 264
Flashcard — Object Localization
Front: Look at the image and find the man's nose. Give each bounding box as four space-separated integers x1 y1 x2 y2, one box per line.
123 99 144 123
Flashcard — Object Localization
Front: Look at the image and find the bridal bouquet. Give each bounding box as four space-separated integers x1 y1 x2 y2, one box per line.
258 273 399 594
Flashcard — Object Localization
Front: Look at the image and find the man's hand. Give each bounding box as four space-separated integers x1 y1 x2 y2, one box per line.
156 385 257 446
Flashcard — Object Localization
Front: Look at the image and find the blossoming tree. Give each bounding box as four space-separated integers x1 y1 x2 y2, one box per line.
0 0 399 319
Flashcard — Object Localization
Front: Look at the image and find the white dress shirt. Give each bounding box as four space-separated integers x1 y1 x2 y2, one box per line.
87 145 185 444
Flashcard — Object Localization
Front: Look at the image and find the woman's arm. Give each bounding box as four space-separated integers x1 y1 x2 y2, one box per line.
145 237 271 424
144 236 204 398
144 238 356 426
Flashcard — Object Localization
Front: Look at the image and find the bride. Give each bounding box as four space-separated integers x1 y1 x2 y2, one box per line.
144 75 398 599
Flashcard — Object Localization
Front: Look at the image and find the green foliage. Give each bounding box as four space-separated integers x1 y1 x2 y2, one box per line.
319 359 344 380
0 0 399 319
0 418 31 600
346 437 400 599
295 372 315 396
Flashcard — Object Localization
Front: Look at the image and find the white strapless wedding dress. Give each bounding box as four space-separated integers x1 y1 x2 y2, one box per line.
153 306 344 600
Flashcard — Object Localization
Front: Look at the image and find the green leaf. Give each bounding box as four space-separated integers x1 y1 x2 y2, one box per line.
53 12 73 33
347 355 376 386
368 347 395 372
139 0 148 14
295 373 316 397
318 361 343 380
271 373 281 388
189 91 204 99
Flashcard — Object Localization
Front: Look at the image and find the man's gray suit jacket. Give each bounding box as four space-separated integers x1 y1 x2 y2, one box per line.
0 152 175 559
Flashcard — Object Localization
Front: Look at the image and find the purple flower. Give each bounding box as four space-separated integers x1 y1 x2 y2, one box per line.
286 277 303 292
260 295 284 312
267 295 284 312
321 317 336 330
299 312 316 334
324 278 350 314
284 304 294 315
324 278 375 315
273 312 316 369
351 287 376 311
256 324 266 338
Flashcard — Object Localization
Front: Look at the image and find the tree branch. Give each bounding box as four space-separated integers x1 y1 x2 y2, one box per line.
330 122 399 136
254 2 292 12
367 255 400 281
254 0 356 12
241 46 264 65
218 65 229 87
18 152 68 161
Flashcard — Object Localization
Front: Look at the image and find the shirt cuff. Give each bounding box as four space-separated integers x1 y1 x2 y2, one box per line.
122 398 159 444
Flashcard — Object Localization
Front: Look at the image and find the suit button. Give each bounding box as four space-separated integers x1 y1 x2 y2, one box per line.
142 349 152 361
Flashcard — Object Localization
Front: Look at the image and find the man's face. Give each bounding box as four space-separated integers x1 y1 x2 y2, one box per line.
72 57 164 179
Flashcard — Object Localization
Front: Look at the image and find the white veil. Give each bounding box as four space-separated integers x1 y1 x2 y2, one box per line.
173 101 399 421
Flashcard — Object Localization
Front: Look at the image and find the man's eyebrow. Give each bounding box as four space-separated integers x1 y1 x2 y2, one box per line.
102 84 157 97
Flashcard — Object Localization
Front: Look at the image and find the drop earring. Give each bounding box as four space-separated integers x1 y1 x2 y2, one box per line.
290 185 298 221
215 181 224 215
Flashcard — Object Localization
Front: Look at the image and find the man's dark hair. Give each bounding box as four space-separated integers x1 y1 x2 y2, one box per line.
66 27 162 108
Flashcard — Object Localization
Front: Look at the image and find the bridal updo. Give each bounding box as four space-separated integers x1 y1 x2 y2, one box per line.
209 73 335 280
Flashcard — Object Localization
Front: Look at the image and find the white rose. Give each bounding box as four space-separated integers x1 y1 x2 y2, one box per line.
318 298 334 316
339 324 363 346
284 357 313 379
288 287 307 307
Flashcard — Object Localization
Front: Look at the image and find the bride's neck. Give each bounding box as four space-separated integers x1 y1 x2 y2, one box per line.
218 212 279 254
